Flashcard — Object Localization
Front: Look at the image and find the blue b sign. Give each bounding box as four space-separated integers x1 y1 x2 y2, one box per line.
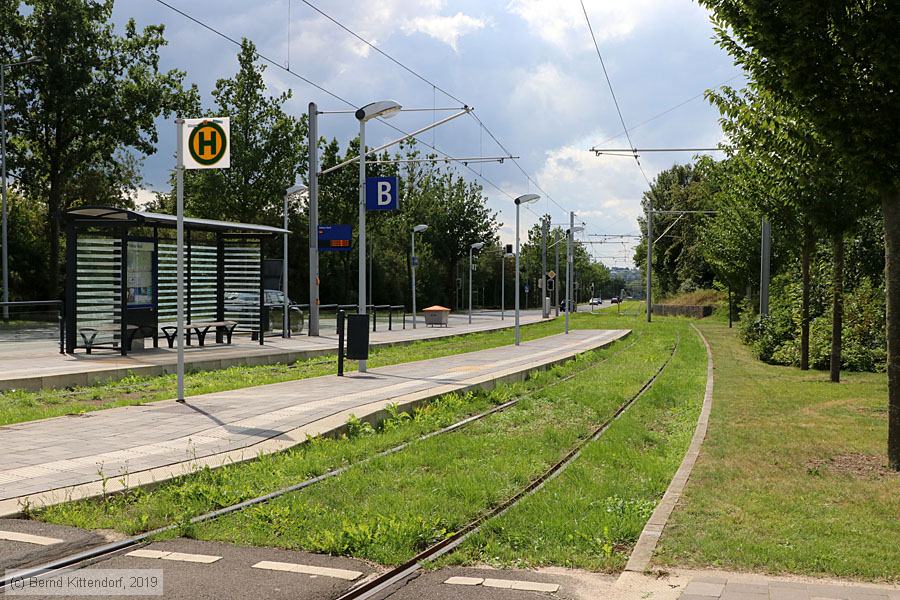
365 176 399 211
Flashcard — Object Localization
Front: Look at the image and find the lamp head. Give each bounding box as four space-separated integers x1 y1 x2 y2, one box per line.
284 183 308 197
514 193 540 206
471 242 485 250
356 100 402 122
413 224 429 233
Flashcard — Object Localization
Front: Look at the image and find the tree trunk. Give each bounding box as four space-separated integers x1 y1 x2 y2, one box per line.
883 192 900 470
800 223 813 370
830 233 844 383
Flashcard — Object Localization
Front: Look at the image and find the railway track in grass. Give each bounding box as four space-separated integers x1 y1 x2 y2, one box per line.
0 331 649 592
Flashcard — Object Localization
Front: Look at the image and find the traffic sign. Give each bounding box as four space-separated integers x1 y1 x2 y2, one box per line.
183 118 230 169
365 176 399 211
411 256 419 267
524 283 530 293
318 225 353 252
547 270 556 279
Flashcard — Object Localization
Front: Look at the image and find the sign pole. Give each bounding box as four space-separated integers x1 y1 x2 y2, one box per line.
175 118 185 402
357 118 367 373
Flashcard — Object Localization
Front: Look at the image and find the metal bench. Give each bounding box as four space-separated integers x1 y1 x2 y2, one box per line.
160 321 238 348
78 324 140 355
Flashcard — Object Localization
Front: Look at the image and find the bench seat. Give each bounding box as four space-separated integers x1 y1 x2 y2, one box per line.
160 321 238 348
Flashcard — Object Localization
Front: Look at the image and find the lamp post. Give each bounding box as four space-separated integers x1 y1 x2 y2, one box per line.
1 56 40 320
468 241 484 324
411 223 427 328
283 184 307 338
565 213 584 334
514 194 539 345
355 100 401 372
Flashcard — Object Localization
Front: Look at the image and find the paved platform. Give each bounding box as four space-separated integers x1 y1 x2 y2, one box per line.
0 328 627 516
0 311 549 392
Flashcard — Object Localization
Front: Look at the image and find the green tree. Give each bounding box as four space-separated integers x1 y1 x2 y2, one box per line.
177 40 307 226
2 0 193 295
698 0 900 467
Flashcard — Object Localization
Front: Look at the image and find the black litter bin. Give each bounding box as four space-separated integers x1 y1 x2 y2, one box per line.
346 314 370 360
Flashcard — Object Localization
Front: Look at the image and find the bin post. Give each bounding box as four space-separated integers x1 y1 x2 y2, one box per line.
372 306 377 332
337 309 345 376
388 309 392 331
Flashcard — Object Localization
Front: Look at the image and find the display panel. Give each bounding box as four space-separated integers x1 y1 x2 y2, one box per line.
127 241 154 307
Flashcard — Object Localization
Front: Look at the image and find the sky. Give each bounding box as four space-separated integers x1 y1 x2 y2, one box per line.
115 0 741 268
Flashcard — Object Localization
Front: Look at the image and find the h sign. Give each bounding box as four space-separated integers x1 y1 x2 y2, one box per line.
182 118 230 170
365 176 399 211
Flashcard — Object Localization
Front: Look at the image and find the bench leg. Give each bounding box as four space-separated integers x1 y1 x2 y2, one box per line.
196 327 209 347
225 326 235 344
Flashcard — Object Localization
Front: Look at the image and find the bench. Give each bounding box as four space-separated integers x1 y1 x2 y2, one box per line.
79 324 140 355
160 321 237 348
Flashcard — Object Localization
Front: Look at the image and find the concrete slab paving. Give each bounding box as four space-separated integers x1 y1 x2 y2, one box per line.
0 328 628 516
0 310 549 391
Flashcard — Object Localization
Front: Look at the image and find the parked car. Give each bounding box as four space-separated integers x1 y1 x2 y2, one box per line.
225 290 304 333
589 297 602 306
559 299 577 312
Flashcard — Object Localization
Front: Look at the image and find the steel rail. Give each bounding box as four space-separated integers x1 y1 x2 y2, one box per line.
0 331 640 590
335 336 679 600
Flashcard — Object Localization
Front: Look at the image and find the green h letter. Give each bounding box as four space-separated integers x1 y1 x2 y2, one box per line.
198 130 217 155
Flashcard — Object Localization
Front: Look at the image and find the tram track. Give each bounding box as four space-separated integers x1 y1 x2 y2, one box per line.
330 336 679 600
0 331 644 591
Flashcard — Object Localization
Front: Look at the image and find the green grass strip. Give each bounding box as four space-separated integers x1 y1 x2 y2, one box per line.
178 321 682 565
446 325 706 572
2 311 619 426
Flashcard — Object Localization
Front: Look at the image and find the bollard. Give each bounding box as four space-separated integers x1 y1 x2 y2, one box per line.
337 309 345 376
403 309 406 329
388 309 392 331
372 307 377 332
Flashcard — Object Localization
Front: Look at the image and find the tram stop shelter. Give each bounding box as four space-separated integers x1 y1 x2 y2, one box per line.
63 206 289 355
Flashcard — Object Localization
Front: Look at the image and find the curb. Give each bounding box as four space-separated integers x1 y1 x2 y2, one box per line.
622 322 714 573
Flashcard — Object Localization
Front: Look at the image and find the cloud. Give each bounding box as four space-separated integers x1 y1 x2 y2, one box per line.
506 0 648 51
402 12 487 51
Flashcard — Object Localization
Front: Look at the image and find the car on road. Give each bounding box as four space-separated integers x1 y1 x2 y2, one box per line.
589 297 602 306
559 299 577 312
609 297 620 304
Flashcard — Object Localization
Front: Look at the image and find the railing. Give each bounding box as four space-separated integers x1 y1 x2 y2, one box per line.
297 304 407 333
0 300 65 354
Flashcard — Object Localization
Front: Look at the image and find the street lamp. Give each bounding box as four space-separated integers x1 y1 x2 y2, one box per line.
565 213 584 334
355 100 401 373
514 194 539 345
283 183 307 338
2 56 41 320
411 224 428 329
468 242 484 324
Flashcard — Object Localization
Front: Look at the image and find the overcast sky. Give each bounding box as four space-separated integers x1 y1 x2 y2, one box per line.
115 0 741 267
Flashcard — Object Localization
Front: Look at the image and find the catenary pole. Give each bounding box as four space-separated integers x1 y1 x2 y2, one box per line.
646 197 653 322
307 102 320 336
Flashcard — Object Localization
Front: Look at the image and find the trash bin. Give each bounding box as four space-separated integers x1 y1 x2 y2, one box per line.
423 305 450 327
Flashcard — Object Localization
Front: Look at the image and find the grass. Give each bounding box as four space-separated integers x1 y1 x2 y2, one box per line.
655 320 900 582
0 312 611 426
446 324 706 571
37 310 707 573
